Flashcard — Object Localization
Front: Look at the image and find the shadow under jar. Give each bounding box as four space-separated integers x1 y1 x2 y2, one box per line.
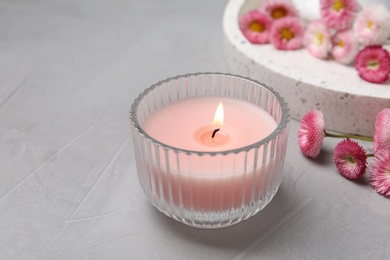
130 73 290 228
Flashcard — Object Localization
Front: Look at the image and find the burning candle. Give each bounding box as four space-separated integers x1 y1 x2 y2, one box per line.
140 96 277 212
130 73 290 228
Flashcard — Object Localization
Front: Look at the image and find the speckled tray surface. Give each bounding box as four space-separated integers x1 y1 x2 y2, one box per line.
223 0 390 137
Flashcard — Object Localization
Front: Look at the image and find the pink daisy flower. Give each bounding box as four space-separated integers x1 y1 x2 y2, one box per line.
369 148 390 198
355 46 390 84
353 4 390 46
270 17 304 50
304 20 331 59
334 138 367 179
298 109 325 158
239 10 273 44
260 0 299 20
331 30 359 64
320 0 360 30
373 108 390 154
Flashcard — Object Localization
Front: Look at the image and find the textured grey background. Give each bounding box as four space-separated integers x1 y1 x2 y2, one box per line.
0 0 388 259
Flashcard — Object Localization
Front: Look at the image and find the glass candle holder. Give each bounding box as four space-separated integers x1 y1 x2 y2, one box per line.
130 73 290 228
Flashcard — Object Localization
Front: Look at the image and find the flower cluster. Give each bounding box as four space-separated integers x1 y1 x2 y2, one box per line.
306 1 390 83
239 0 304 50
239 0 390 84
298 108 390 198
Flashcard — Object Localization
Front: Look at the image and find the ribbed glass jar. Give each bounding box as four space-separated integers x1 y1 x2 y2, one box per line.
130 73 290 228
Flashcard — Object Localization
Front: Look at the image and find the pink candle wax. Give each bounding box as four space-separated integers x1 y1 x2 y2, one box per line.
141 96 278 211
143 96 277 151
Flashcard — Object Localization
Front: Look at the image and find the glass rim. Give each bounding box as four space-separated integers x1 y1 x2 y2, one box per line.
130 72 290 156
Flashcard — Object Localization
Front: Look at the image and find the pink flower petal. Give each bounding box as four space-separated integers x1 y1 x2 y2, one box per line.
334 138 367 179
260 0 299 20
239 10 273 44
270 17 304 50
355 46 390 84
320 0 360 30
370 148 390 198
353 4 390 46
298 110 326 158
374 108 390 154
331 30 359 64
304 20 331 59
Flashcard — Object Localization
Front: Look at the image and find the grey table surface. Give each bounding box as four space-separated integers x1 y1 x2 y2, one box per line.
0 0 389 259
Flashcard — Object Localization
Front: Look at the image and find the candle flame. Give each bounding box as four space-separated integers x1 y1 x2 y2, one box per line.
213 102 224 127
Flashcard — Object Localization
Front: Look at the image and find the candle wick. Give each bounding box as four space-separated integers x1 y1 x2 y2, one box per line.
211 128 220 139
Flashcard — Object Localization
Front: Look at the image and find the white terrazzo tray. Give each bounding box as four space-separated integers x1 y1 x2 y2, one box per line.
223 0 390 137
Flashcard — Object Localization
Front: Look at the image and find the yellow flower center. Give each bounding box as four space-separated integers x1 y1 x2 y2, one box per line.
346 155 356 165
338 39 345 48
367 60 379 70
280 28 294 41
316 32 324 46
368 20 374 30
249 21 265 32
271 7 287 19
332 0 344 12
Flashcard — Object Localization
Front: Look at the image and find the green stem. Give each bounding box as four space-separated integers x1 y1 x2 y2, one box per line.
366 153 374 157
324 131 373 142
